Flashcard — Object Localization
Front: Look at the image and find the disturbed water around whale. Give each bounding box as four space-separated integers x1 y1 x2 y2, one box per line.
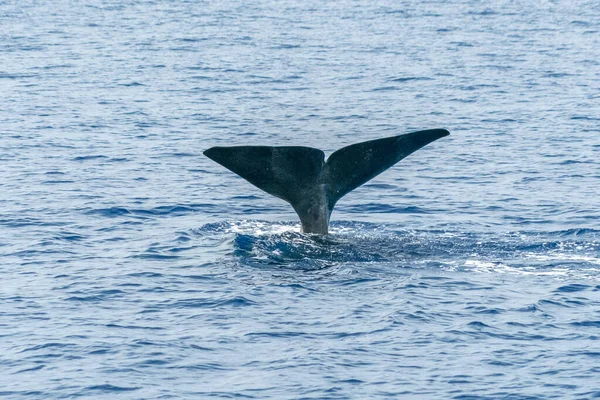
2 0 600 398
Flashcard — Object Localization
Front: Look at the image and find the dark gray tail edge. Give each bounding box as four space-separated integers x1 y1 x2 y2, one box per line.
204 129 449 234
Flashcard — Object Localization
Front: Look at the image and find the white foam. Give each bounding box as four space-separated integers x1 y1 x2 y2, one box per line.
463 259 570 276
225 220 300 236
525 252 600 265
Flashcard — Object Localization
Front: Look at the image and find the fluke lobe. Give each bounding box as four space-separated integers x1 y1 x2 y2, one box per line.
204 129 449 234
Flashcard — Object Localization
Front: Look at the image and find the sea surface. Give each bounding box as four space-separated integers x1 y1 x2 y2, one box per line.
2 0 600 398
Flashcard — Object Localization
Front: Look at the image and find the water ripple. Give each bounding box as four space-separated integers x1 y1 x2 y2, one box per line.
1 0 600 398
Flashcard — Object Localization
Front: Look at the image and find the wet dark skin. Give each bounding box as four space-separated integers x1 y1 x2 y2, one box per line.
204 129 449 234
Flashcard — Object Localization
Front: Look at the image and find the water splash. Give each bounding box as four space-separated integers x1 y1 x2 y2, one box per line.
193 221 600 280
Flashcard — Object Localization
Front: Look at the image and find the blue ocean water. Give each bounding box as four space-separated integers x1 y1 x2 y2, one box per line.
1 0 600 398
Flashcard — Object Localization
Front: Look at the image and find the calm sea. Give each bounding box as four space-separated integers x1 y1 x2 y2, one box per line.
1 0 599 398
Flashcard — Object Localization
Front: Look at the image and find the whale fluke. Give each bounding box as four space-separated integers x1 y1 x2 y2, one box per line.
204 129 449 234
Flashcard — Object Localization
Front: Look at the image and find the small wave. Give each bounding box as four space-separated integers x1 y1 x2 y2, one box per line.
387 76 434 82
554 228 600 237
14 365 45 373
0 217 69 228
20 343 75 353
86 384 140 392
72 155 108 161
41 180 75 184
85 204 217 218
85 207 132 217
176 37 208 43
345 204 431 214
272 43 301 49
554 284 591 293
127 272 164 278
105 324 164 330
0 73 38 79
571 115 599 121
133 252 180 261
371 86 400 92
118 82 145 87
169 296 256 309
65 295 104 302
570 321 600 328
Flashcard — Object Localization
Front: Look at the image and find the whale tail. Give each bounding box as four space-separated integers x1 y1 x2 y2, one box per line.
204 129 449 234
